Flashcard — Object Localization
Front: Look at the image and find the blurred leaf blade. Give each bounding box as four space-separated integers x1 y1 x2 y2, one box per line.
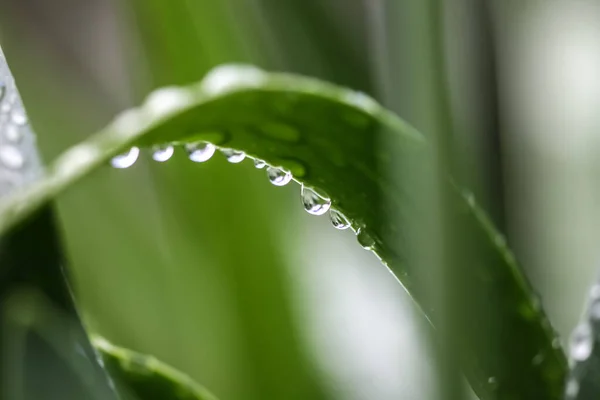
0 65 566 398
93 336 219 400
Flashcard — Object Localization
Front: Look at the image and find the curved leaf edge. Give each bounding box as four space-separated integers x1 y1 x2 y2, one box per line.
0 64 567 397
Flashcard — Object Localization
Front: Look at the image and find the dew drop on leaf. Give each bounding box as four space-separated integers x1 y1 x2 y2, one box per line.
110 147 140 169
356 228 376 250
186 142 215 163
221 148 246 163
301 185 331 216
254 159 266 169
570 323 593 361
151 145 174 162
11 108 27 126
267 166 291 186
330 208 350 230
0 145 24 169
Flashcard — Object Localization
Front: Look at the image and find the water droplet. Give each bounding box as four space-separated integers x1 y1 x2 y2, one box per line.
4 125 22 142
267 166 292 186
330 209 350 230
186 142 215 163
110 147 140 169
570 323 593 361
301 185 331 216
566 379 579 398
221 148 246 163
0 145 24 169
11 109 27 125
356 228 376 250
254 159 267 169
151 145 174 162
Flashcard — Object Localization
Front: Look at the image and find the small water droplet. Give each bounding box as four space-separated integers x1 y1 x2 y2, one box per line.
570 323 593 361
110 147 140 169
330 209 350 230
356 228 376 250
4 125 22 142
11 109 27 125
301 185 331 216
254 159 266 169
566 379 579 398
186 142 215 162
0 145 24 169
267 166 292 186
221 148 246 163
151 145 174 162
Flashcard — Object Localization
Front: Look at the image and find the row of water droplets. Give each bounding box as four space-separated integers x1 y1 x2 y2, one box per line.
110 143 383 243
0 46 43 197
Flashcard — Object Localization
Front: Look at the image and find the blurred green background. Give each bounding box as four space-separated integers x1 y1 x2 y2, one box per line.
2 1 600 399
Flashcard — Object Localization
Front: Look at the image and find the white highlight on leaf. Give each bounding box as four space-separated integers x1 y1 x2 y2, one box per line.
200 65 267 95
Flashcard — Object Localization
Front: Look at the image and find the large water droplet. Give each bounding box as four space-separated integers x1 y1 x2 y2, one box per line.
570 323 593 361
356 228 376 250
267 166 292 186
330 209 350 230
186 142 215 162
152 145 174 162
301 185 331 216
0 145 24 169
254 159 266 169
11 109 27 125
221 148 246 163
111 147 140 169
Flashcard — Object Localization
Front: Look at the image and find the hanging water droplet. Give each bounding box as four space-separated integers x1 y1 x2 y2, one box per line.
110 147 140 169
186 142 215 163
151 145 174 162
570 323 593 361
330 208 350 230
221 148 246 163
254 159 266 169
11 108 27 125
301 185 331 216
267 166 292 186
4 125 22 142
356 228 376 250
0 145 24 169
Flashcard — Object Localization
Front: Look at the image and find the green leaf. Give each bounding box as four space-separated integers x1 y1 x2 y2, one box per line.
93 336 219 400
0 65 566 398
